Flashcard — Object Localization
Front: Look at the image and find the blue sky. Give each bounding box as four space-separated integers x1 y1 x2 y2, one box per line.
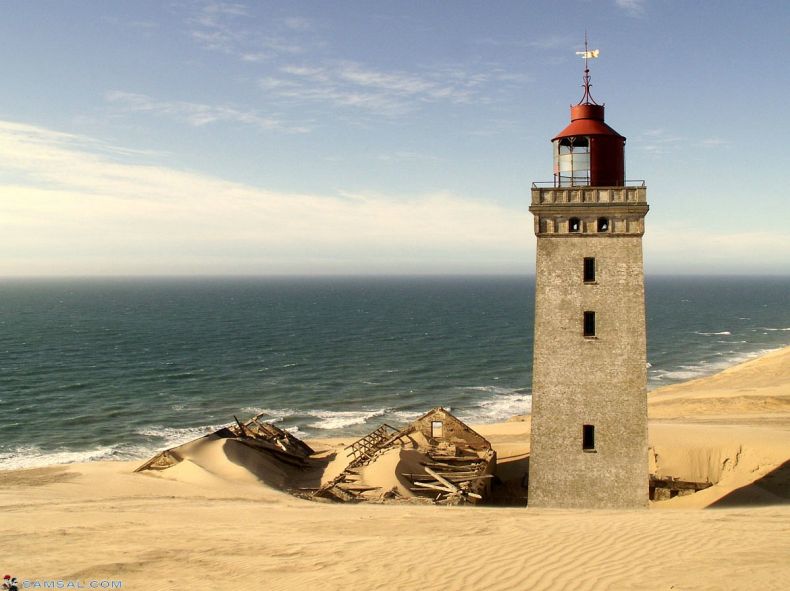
1 0 788 276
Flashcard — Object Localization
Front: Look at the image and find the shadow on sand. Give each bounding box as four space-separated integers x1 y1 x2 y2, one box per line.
489 453 530 506
224 438 336 490
709 459 790 508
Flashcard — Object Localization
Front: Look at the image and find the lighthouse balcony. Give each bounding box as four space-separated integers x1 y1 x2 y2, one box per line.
530 183 646 206
529 185 648 237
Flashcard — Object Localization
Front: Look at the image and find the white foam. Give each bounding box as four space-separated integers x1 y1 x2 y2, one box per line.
388 410 423 424
0 443 150 471
455 387 532 424
651 368 708 381
464 385 525 396
694 331 732 336
306 408 389 430
135 423 230 448
241 407 299 423
760 327 790 331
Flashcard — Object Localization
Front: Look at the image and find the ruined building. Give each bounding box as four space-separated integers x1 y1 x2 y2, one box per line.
528 50 649 508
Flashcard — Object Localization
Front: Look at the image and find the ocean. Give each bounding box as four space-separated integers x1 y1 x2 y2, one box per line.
0 276 788 470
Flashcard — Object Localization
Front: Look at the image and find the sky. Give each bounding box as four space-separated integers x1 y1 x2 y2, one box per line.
1 0 788 276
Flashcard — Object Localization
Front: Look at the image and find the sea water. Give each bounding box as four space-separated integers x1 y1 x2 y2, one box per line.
0 276 787 469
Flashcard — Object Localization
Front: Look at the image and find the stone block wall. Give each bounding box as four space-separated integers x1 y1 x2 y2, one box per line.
527 187 649 509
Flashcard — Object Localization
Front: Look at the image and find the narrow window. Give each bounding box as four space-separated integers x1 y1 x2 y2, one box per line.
583 257 596 283
431 421 443 439
582 425 595 451
569 217 581 233
597 217 609 232
583 311 596 337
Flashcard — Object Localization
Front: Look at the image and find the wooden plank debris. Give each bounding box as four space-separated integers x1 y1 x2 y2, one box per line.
649 475 712 501
135 413 314 474
345 424 401 469
312 407 497 506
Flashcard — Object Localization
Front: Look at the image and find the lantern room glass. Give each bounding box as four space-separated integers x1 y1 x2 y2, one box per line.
553 137 591 187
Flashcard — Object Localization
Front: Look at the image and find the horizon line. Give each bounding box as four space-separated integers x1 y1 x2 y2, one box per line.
2 272 789 281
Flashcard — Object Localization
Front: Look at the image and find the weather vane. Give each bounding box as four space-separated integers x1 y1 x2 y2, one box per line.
575 32 600 105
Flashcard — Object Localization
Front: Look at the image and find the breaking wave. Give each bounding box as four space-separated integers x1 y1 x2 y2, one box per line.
306 408 390 430
135 423 232 448
0 443 150 471
455 386 532 424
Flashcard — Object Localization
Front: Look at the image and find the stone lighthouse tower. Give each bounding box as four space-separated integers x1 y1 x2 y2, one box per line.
527 48 649 508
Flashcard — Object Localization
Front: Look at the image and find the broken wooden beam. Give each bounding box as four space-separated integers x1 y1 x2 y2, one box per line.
337 485 382 493
424 467 459 492
421 461 484 471
650 476 712 491
412 482 454 494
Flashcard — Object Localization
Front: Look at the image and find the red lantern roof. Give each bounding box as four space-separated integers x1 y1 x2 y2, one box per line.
552 104 624 141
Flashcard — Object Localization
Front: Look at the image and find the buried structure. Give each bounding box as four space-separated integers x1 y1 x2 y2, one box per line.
310 407 497 505
135 414 315 473
136 407 497 506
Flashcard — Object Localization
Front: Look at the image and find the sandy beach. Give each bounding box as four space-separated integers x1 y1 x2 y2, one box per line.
2 347 789 590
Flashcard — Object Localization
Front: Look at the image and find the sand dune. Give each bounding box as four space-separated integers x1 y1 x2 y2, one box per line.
649 346 790 419
2 347 789 590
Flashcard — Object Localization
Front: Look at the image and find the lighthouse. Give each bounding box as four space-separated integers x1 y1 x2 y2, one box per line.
527 46 649 508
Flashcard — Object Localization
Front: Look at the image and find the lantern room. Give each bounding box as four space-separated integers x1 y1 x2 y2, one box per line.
552 61 625 187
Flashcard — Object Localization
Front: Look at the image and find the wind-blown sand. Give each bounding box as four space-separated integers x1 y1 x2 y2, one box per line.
2 348 789 590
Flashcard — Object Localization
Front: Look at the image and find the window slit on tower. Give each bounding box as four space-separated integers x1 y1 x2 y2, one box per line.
569 217 581 233
597 217 609 232
582 425 595 451
583 311 596 337
583 257 596 283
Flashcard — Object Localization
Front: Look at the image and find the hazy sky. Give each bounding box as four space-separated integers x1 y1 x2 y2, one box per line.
2 1 788 276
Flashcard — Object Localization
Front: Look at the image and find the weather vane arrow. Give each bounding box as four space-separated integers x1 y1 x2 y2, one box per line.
576 48 600 59
576 33 600 105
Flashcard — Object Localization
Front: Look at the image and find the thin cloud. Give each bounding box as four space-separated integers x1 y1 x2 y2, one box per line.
615 0 647 16
636 128 685 154
105 91 311 133
700 137 729 148
183 4 525 121
187 1 309 57
0 120 164 161
282 16 312 31
240 52 271 62
260 60 502 117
